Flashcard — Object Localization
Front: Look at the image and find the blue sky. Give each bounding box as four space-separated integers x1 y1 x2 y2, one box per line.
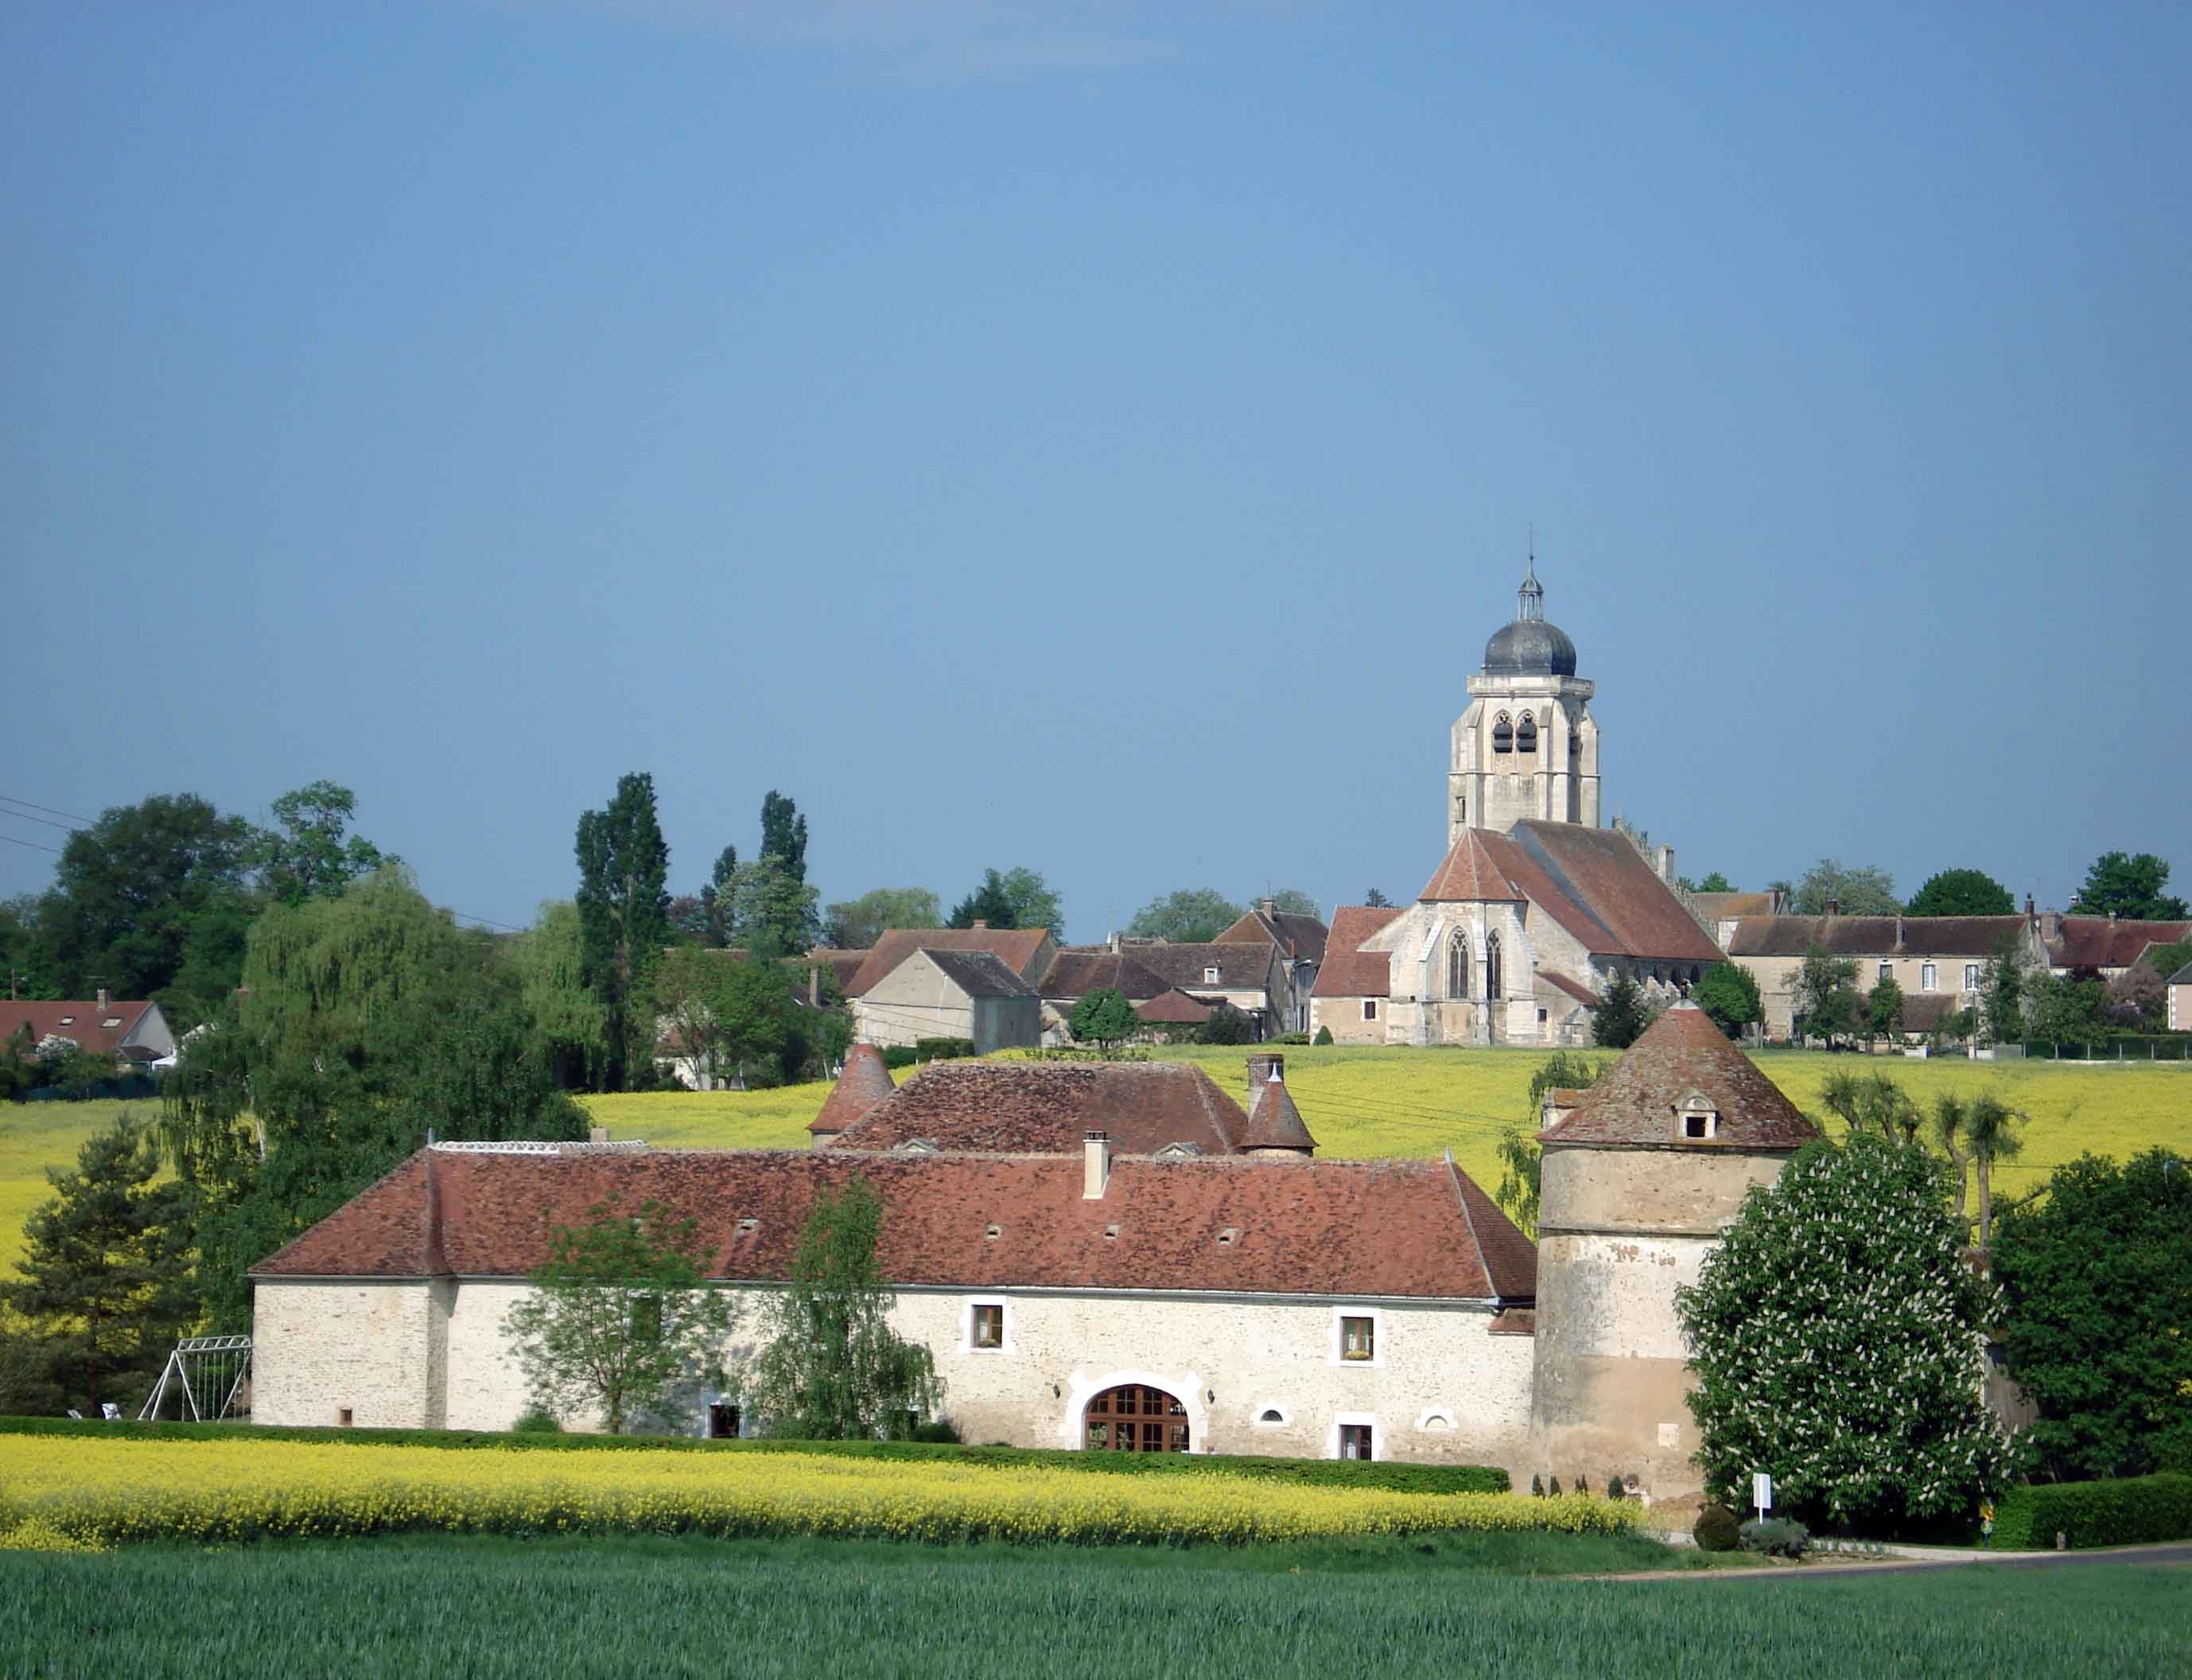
5 2 2186 941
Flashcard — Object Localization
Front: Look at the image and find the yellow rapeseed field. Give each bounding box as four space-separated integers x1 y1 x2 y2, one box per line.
0 1437 1640 1550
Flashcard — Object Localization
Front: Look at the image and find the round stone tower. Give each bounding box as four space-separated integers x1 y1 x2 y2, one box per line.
1528 1002 1819 1499
1450 559 1600 838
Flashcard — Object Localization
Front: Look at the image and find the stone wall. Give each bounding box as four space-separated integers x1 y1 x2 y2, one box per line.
255 1279 1537 1469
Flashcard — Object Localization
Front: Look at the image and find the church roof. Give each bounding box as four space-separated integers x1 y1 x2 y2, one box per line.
808 1043 896 1136
1502 823 1726 963
1420 832 1527 903
251 1145 1533 1304
1483 617 1579 678
1311 905 1405 998
1537 1003 1819 1150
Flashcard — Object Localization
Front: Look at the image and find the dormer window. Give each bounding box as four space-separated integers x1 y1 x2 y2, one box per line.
100 1017 122 1029
736 1216 760 1236
1203 966 1220 984
56 1016 74 1026
1676 1091 1719 1141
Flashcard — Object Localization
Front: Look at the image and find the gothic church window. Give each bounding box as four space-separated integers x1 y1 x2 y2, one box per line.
1516 714 1537 753
1493 714 1514 754
1447 931 1468 999
1485 932 1502 1001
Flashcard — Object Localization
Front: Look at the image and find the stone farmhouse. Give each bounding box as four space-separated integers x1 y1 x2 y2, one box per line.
250 1004 1817 1499
830 926 1058 1052
1312 568 1723 1047
1716 903 2192 1041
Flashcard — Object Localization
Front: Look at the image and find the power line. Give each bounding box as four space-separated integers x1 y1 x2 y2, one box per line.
0 793 93 826
0 831 61 855
0 805 80 833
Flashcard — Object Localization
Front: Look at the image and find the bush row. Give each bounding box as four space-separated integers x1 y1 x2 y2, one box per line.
1989 1473 2192 1550
0 1418 1506 1495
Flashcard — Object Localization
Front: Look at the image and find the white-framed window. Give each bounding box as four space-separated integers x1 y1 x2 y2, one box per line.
1252 1402 1292 1428
1203 966 1220 984
966 1301 1008 1353
1965 963 1981 992
1922 962 1937 992
1878 962 1893 983
1330 1306 1384 1367
1332 1414 1378 1460
1362 999 1378 1021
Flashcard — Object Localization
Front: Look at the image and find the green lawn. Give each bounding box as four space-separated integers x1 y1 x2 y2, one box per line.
1 1535 2183 1678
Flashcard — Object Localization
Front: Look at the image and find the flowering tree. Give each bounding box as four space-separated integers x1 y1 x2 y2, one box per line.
1675 1134 2015 1528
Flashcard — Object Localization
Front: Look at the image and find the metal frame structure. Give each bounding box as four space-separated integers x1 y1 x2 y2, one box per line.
138 1335 253 1422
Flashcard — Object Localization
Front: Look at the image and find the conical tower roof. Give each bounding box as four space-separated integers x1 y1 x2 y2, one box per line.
810 1043 896 1139
1238 1061 1317 1153
1538 1001 1817 1149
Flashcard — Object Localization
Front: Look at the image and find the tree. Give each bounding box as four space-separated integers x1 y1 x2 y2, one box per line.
1928 1095 1972 1223
1993 1149 2192 1480
1364 888 1393 908
649 948 789 1090
825 888 942 951
1589 968 1650 1049
2107 962 2166 1032
248 781 392 906
38 792 255 1011
1694 871 1735 894
946 869 1017 930
1129 888 1245 945
665 895 710 943
1820 1069 1921 1145
2140 939 2192 985
758 791 809 882
946 867 1062 937
1199 1002 1254 1045
1675 1134 2015 1527
1792 943 1861 1048
2070 852 2189 921
1266 889 1320 918
1905 869 2014 918
1496 1051 1604 1236
1068 987 1138 1050
511 901 606 1089
1979 935 2027 1044
2023 971 2107 1046
725 856 821 960
743 1176 940 1440
163 868 585 1326
1692 962 1763 1040
1866 976 1906 1044
575 772 671 1090
2 1115 196 1412
1790 860 1901 917
1961 1093 2023 1251
502 1196 736 1434
701 845 739 948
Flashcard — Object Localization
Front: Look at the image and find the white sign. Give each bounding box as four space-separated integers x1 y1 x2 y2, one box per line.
1752 1472 1774 1512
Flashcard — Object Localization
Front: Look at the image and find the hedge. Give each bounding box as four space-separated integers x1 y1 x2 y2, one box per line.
0 1418 1506 1495
1989 1473 2192 1550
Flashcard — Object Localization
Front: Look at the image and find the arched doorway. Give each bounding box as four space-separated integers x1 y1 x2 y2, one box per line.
1083 1384 1191 1452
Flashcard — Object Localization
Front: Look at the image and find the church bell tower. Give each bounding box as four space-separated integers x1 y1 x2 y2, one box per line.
1449 559 1599 839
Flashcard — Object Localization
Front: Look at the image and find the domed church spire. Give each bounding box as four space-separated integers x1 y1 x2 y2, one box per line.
1517 548 1545 624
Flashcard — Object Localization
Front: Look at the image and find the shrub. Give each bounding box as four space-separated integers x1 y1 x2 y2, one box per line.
909 1418 962 1445
511 1408 562 1435
1312 1025 1334 1045
1548 1477 1561 1497
1693 1503 1740 1552
1274 1032 1311 1046
1529 1475 1544 1498
1606 1476 1626 1501
1199 1005 1253 1046
911 1038 975 1062
1988 1473 2192 1550
881 1047 918 1070
1739 1517 1809 1558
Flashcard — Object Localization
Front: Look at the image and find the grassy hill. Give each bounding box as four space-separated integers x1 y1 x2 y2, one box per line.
2 1048 2184 1270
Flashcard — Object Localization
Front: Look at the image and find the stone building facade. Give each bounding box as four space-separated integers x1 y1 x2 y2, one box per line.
1448 561 1600 838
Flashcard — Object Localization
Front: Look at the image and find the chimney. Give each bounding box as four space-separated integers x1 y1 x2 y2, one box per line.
807 964 821 1007
1657 845 1676 886
1108 931 1122 954
2041 910 2061 943
1083 1130 1110 1200
971 920 988 931
95 986 110 1012
589 1126 610 1145
2025 892 2037 927
1895 913 1906 951
1258 896 1277 918
1825 897 1841 919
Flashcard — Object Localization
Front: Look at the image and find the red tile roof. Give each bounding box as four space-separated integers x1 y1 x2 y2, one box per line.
1727 916 2025 959
1239 1062 1317 1153
808 1044 896 1136
1040 951 1172 1001
830 1059 1255 1157
1134 988 1215 1024
1539 1003 1819 1150
0 1000 159 1060
1108 943 1277 994
1419 832 1526 903
918 948 1039 998
1310 905 1405 998
846 929 1054 996
1688 892 1777 920
2048 917 2192 970
1215 908 1331 964
1504 823 1726 964
1537 970 1597 1006
253 1145 1533 1303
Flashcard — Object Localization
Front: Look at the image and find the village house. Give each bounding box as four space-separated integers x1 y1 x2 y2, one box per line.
1042 904 1326 1045
0 991 175 1068
247 1006 1817 1499
2169 962 2192 1032
832 924 1058 1052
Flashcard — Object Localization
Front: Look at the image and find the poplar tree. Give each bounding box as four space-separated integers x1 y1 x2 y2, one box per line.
575 772 670 1089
